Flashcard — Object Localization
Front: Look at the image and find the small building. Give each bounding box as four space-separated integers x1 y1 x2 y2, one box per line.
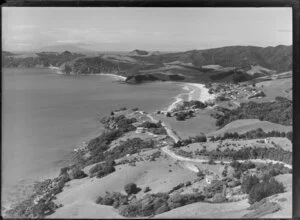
205 175 219 184
264 138 271 144
136 127 146 134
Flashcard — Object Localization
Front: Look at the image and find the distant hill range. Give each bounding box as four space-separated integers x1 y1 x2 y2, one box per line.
2 45 292 84
129 49 150 56
37 43 97 54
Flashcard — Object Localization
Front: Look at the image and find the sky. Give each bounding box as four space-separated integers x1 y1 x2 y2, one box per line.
2 7 292 52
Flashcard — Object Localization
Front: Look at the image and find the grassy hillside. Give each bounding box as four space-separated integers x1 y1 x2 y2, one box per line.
208 119 292 137
215 97 292 127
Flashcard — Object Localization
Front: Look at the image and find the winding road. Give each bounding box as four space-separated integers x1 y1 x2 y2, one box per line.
146 112 292 171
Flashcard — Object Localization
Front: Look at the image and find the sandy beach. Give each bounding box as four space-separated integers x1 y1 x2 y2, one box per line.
94 73 127 81
166 82 215 112
186 83 216 102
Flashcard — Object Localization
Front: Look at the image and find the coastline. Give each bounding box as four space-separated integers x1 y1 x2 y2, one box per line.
166 82 215 112
48 65 127 81
4 75 293 218
93 73 127 81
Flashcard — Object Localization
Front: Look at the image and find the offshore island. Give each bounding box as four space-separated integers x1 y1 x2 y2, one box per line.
2 45 293 218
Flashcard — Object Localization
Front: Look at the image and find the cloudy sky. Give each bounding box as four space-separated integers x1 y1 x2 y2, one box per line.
2 7 292 52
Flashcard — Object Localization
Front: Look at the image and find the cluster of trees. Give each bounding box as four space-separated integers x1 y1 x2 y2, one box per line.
96 191 129 209
176 149 193 158
84 129 122 165
140 121 167 135
175 110 194 121
203 180 226 202
6 174 71 218
174 100 207 112
241 175 260 194
215 97 292 127
195 145 292 165
89 160 116 178
229 160 256 179
100 114 137 133
237 162 289 204
118 192 205 217
248 178 285 204
83 114 141 165
173 134 207 148
211 128 292 142
65 167 87 179
103 138 155 162
257 163 292 181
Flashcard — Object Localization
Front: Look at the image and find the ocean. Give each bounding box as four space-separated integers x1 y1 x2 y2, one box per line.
1 68 183 208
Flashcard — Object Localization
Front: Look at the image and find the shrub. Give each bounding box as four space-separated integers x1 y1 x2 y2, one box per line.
208 158 216 165
95 196 103 204
105 138 155 161
89 160 116 178
59 167 70 176
124 183 139 195
96 192 128 208
143 186 151 193
69 168 87 179
197 170 205 178
185 181 192 187
222 166 228 177
102 197 114 206
211 193 226 203
194 134 207 143
96 165 116 178
286 131 292 142
176 113 186 121
118 204 139 217
204 180 225 198
172 141 182 148
154 203 170 215
248 178 285 204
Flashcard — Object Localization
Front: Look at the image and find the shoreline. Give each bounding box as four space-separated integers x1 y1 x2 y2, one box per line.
166 82 216 112
48 66 127 81
93 73 127 81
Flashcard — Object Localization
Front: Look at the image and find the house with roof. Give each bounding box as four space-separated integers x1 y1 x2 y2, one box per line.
205 174 219 184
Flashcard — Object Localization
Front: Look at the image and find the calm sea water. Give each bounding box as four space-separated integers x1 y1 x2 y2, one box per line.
1 68 183 208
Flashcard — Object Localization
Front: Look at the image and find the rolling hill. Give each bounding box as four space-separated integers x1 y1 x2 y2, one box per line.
2 45 292 84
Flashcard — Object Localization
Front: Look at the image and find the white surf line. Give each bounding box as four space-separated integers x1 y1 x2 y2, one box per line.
94 73 127 81
161 146 292 169
166 85 191 112
49 65 63 74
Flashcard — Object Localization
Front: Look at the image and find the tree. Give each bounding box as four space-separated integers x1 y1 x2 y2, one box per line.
241 175 259 194
286 131 292 142
124 183 138 195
